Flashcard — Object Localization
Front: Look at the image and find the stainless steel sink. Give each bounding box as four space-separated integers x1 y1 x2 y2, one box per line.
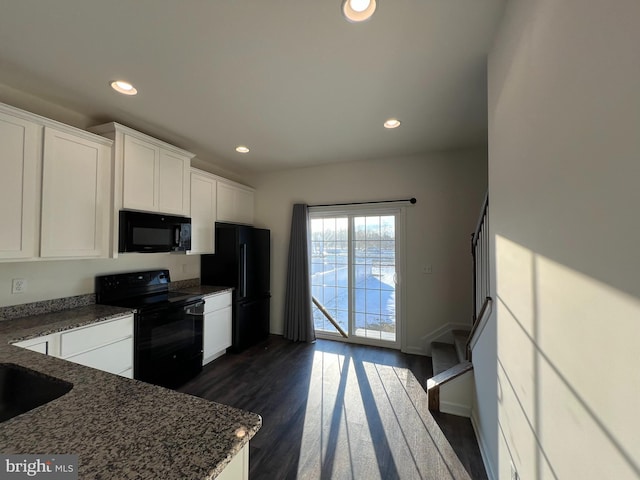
0 363 73 422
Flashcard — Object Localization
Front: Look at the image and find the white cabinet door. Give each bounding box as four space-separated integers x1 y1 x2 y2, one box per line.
235 188 255 225
203 292 232 365
190 171 217 254
40 127 111 258
14 315 134 379
59 314 134 378
215 443 249 480
63 337 134 376
121 132 190 216
123 134 159 212
216 182 236 223
0 110 39 260
203 306 232 364
158 149 190 215
13 333 59 356
216 182 255 225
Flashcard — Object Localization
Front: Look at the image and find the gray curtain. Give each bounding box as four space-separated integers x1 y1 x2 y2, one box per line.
283 204 316 343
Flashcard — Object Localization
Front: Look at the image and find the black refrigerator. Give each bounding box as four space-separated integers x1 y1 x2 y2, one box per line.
201 222 270 352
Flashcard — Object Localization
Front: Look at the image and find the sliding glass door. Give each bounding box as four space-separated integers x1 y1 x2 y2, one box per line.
310 207 403 348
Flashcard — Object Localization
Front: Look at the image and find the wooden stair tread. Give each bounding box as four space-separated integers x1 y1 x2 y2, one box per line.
431 342 458 376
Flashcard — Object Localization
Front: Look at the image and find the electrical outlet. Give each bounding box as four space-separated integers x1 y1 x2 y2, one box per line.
422 265 433 274
12 278 27 294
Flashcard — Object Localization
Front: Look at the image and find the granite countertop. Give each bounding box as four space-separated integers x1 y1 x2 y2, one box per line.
174 285 233 297
0 303 261 479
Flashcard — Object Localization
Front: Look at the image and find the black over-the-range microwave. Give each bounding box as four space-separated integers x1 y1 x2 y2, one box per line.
119 210 191 253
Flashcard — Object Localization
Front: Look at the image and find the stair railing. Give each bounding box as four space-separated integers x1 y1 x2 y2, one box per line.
468 192 491 360
471 192 489 321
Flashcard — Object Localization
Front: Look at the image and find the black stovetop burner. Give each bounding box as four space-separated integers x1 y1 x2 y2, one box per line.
95 269 202 310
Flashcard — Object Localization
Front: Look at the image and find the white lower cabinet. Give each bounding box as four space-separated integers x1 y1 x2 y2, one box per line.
13 314 134 379
59 314 134 378
62 336 133 377
203 291 232 365
12 333 59 356
216 443 249 480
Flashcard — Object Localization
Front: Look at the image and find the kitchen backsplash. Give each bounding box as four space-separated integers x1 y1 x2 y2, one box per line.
169 278 200 290
0 278 201 321
0 294 95 321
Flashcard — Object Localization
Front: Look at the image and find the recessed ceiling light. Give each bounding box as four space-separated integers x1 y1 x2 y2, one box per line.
110 80 138 95
235 146 250 153
342 0 376 23
384 118 401 129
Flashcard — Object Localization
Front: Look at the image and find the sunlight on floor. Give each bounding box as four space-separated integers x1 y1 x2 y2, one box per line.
297 349 473 479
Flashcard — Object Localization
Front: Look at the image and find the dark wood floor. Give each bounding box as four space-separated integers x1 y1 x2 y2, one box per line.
179 336 487 480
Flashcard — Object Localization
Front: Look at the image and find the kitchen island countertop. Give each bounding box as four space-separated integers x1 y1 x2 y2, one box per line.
0 303 261 479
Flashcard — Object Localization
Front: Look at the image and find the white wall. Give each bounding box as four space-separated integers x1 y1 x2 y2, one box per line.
475 0 640 478
250 151 487 354
0 255 200 307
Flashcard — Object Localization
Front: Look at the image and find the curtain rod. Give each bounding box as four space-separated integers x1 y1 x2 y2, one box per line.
310 198 416 207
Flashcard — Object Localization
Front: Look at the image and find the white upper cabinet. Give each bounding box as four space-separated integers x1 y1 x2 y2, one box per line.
122 134 159 212
158 148 190 215
40 127 111 258
0 102 113 262
191 168 255 252
0 108 39 260
216 181 255 225
91 123 193 218
89 123 194 257
190 169 217 254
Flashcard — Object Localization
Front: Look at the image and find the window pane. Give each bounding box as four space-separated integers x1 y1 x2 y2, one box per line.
311 211 398 344
352 214 397 343
311 216 348 334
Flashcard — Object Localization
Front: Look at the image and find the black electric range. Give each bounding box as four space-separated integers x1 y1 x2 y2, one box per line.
95 269 204 388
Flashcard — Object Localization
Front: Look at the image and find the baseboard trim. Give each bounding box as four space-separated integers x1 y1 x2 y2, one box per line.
440 401 472 418
471 410 497 480
203 349 226 366
401 345 426 356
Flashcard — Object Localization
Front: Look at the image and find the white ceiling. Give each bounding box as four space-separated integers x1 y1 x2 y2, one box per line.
0 0 505 174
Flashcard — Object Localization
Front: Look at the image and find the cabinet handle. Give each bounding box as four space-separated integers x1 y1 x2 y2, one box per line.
240 244 247 298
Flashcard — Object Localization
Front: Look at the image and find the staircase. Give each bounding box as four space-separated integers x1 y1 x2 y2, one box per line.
426 192 491 416
432 329 469 375
427 330 474 415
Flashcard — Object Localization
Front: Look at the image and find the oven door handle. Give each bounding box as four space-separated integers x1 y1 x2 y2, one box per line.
184 301 204 316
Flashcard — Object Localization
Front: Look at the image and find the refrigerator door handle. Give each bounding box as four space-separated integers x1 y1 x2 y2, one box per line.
240 243 247 298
